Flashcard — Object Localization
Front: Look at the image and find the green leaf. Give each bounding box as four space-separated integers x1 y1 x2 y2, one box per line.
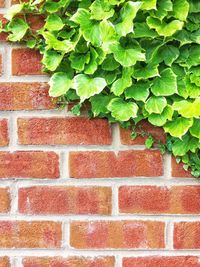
111 68 132 96
102 55 120 71
141 0 157 10
173 98 200 118
115 1 142 36
164 117 193 138
145 96 167 114
42 50 64 71
90 0 114 20
90 94 114 116
111 43 145 67
151 68 177 96
190 119 200 139
159 45 180 66
107 98 138 121
73 74 107 102
49 72 72 97
145 135 154 149
147 17 184 37
100 19 118 52
7 18 29 42
148 105 173 126
173 0 189 21
45 14 64 32
125 81 150 102
5 4 24 20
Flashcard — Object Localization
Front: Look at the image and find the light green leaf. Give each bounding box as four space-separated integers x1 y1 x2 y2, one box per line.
173 0 189 21
7 18 29 42
111 68 132 96
107 98 138 121
190 119 200 139
164 117 193 138
141 0 156 10
151 68 177 96
173 98 200 118
145 96 167 114
148 105 173 126
125 81 150 102
90 0 114 20
5 4 24 20
100 19 118 52
90 94 114 116
49 72 72 97
42 50 64 71
111 43 145 67
45 14 64 32
116 1 142 36
73 74 107 102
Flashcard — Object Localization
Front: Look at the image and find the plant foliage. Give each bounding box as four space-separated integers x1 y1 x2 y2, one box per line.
2 0 200 177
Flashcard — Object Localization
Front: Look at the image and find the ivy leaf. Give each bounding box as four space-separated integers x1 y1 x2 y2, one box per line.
151 68 177 96
145 96 167 114
90 94 114 116
173 98 200 118
7 18 29 42
90 0 114 20
147 17 184 37
111 68 132 96
190 119 200 139
116 1 142 36
141 0 157 10
111 43 145 67
159 45 180 66
125 81 150 102
5 4 24 20
164 117 193 138
133 64 159 79
148 105 173 126
102 55 120 71
107 98 138 121
49 72 72 97
73 74 107 102
42 50 64 71
44 14 64 32
100 19 118 52
173 0 189 21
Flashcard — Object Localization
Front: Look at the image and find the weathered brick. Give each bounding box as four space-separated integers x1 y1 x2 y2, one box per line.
23 257 115 267
120 120 166 145
174 222 200 249
0 221 61 248
0 257 10 267
171 157 193 178
69 150 163 178
0 83 54 111
0 188 10 213
12 48 43 75
119 186 200 214
0 15 7 41
70 221 165 249
17 117 112 145
123 256 200 267
0 151 59 179
0 53 2 76
19 186 112 215
0 119 9 146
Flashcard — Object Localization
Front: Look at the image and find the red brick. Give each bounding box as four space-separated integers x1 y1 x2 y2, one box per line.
0 257 10 267
17 117 112 145
69 150 163 178
120 120 166 145
12 49 43 75
119 186 200 214
0 119 9 146
0 53 2 76
26 15 45 33
0 0 5 8
0 83 54 111
0 221 61 248
0 151 59 179
123 256 200 267
0 15 8 41
19 186 112 215
171 157 193 178
0 188 10 213
174 222 200 249
23 257 115 267
70 221 165 249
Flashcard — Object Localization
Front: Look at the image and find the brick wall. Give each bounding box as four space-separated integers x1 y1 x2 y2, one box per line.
0 3 200 267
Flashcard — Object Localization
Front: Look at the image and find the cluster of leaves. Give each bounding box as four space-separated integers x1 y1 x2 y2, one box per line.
2 0 200 176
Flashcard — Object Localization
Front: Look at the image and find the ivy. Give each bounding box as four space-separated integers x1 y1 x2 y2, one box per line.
2 0 200 177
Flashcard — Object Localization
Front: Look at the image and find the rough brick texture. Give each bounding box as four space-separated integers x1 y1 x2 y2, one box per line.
17 117 112 145
23 257 115 267
19 186 112 215
0 1 198 263
69 150 163 178
70 221 165 249
0 119 9 146
0 221 61 248
0 151 59 178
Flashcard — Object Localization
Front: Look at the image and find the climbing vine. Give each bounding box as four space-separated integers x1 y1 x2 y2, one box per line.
2 0 200 176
